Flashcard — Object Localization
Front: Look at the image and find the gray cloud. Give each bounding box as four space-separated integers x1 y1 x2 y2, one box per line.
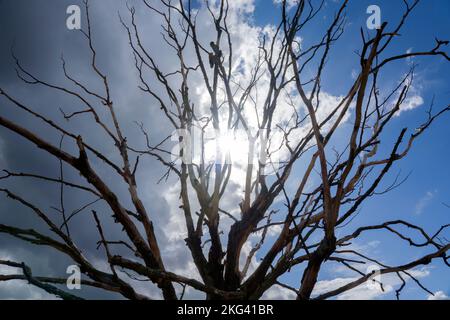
0 0 195 299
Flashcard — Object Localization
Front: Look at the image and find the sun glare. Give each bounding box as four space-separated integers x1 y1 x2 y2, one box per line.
203 130 252 167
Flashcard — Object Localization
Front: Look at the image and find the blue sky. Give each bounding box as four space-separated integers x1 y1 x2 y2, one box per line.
251 0 450 299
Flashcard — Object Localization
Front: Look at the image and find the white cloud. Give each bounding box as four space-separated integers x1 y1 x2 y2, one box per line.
272 0 298 9
261 284 296 300
427 290 449 300
406 48 414 65
313 276 392 300
313 267 431 300
401 94 424 113
414 190 437 215
396 73 424 115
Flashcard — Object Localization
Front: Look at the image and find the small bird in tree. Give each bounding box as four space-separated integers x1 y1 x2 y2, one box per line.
209 41 222 68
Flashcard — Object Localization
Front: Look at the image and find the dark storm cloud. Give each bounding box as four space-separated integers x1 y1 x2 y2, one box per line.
0 0 196 299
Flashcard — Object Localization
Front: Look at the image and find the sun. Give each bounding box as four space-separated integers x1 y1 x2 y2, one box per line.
203 129 253 168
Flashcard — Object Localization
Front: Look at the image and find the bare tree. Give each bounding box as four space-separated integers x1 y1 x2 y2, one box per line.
0 0 449 300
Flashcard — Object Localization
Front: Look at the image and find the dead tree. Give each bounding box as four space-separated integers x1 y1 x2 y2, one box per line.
0 0 449 300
